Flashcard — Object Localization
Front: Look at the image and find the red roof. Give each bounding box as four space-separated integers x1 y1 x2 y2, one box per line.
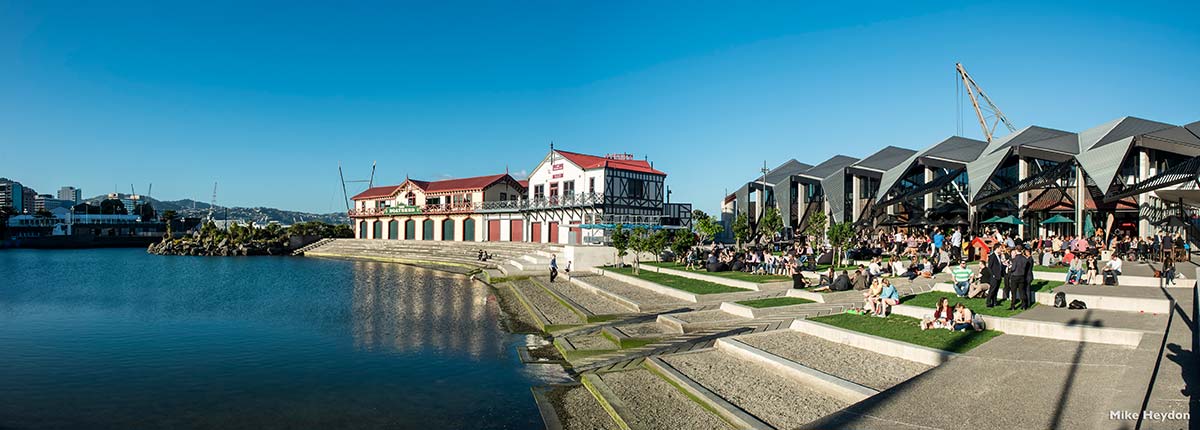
351 185 403 200
555 150 666 175
351 174 522 200
517 180 529 188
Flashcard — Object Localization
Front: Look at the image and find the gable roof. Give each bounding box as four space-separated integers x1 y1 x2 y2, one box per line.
351 173 519 200
554 150 666 175
799 155 860 180
852 146 917 172
967 126 1077 202
765 159 813 184
1075 117 1176 195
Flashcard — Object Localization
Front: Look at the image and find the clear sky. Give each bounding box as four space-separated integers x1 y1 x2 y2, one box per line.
2 1 1198 215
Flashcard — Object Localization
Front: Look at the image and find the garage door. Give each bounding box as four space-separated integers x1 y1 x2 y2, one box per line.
548 222 559 243
509 220 523 242
530 222 542 243
487 220 501 242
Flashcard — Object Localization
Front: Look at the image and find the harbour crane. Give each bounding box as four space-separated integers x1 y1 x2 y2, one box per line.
956 62 1017 142
208 182 218 221
338 161 376 212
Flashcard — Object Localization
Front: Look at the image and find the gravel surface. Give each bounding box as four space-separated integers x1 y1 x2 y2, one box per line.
601 369 732 430
737 330 932 391
673 310 746 323
513 279 584 325
663 350 848 429
549 385 619 430
566 333 618 351
536 276 634 315
580 275 689 308
491 283 540 333
616 322 672 338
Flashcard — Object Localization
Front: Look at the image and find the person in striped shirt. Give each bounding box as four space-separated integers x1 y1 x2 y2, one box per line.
950 261 973 298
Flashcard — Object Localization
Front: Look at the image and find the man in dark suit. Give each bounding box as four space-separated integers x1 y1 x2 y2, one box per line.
986 245 1006 308
1007 247 1032 310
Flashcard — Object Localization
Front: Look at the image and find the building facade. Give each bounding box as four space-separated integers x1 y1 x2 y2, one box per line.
58 186 82 204
349 148 692 244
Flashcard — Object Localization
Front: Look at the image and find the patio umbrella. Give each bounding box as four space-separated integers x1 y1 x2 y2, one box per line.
1040 214 1074 224
981 216 1003 224
1083 213 1094 236
1155 215 1189 228
906 214 928 227
878 214 906 227
988 215 1025 225
939 215 968 226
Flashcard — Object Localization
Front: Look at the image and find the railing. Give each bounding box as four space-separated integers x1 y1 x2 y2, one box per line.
348 192 606 217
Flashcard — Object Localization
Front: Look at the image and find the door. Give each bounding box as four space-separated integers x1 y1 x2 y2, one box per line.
509 220 523 242
530 222 542 243
569 221 581 245
463 219 476 242
488 220 501 242
548 222 559 243
422 219 434 240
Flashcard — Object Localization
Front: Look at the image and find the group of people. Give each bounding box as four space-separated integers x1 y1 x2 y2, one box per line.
920 296 984 331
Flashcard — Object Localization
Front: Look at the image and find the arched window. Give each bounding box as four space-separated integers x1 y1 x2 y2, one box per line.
462 218 475 242
358 221 367 238
422 219 434 240
388 220 399 240
372 220 383 239
442 219 455 241
404 219 416 240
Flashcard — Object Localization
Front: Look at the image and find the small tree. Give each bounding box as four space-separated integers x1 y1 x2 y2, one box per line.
671 229 696 261
694 215 724 244
648 229 671 262
731 212 751 248
827 221 856 269
758 207 783 245
611 224 630 267
629 226 650 274
161 210 178 237
803 211 827 245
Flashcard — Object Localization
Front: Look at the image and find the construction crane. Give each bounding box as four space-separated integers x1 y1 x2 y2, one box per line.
956 62 1017 142
208 182 218 221
338 161 376 212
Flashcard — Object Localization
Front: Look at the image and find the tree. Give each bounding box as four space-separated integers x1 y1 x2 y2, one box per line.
803 211 827 245
670 229 696 260
731 211 751 248
161 210 178 237
758 207 783 244
827 221 856 269
694 215 724 244
611 224 630 267
647 229 671 262
629 226 650 274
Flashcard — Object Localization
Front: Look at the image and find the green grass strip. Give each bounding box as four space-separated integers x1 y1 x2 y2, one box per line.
900 280 1062 318
641 261 791 283
809 313 1001 353
602 266 747 294
1034 265 1070 273
735 297 815 308
600 330 660 349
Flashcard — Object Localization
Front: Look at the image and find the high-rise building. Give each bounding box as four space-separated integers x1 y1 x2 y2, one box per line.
1 178 28 213
58 186 82 204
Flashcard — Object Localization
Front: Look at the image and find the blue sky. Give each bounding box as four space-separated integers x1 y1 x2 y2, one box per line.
2 1 1198 214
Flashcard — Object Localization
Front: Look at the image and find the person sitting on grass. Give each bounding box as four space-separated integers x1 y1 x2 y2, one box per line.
921 296 954 330
950 261 973 297
904 257 921 281
851 267 869 291
830 270 853 292
862 278 883 313
875 279 900 316
819 266 835 287
918 257 934 278
952 303 981 331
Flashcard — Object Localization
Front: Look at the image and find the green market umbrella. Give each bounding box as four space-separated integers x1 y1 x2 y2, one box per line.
981 216 1003 224
1083 213 1094 236
1040 214 1074 224
983 215 1024 225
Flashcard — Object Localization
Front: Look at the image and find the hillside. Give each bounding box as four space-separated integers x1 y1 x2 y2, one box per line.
84 194 349 225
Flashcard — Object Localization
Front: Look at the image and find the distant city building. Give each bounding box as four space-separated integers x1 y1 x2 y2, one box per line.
107 193 146 212
58 186 82 204
35 194 75 212
0 178 35 213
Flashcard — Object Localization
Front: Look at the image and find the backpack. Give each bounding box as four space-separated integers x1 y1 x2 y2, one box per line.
1068 299 1087 310
1053 292 1067 308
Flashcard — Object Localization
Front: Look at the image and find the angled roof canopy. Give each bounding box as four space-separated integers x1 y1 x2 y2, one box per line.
796 155 859 181
1074 117 1177 196
967 126 1077 203
849 146 917 174
877 136 987 204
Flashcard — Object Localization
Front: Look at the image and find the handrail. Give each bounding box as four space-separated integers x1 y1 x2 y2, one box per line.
348 192 606 217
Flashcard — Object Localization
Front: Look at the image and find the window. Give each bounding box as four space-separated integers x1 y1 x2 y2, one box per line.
549 182 559 197
405 192 416 206
500 192 507 201
533 185 544 199
563 180 575 197
589 178 595 194
628 179 644 199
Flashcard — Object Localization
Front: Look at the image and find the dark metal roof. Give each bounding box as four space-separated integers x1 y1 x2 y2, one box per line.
985 125 1079 155
852 146 917 172
799 155 860 180
765 159 813 184
922 136 988 163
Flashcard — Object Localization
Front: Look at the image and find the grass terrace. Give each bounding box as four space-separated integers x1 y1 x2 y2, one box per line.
810 313 1002 353
813 264 861 272
600 331 659 349
736 297 815 308
641 261 791 283
1034 265 1070 273
602 266 748 294
900 280 1065 318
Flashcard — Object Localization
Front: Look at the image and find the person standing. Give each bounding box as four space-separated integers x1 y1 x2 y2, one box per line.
1007 248 1032 310
549 254 559 282
951 227 963 262
986 246 1006 308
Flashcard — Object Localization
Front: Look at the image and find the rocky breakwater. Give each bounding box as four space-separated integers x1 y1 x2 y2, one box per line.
147 235 288 256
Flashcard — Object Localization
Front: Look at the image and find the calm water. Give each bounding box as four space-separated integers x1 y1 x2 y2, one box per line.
0 249 561 429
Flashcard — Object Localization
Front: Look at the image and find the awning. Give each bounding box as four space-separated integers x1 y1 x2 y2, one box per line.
1040 214 1074 224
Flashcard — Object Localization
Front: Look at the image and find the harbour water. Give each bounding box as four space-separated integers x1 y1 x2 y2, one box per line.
0 249 559 429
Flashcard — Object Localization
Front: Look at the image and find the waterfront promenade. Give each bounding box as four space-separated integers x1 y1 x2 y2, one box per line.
304 239 1196 430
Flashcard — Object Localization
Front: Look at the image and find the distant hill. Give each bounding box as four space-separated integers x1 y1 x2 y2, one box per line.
84 194 349 225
